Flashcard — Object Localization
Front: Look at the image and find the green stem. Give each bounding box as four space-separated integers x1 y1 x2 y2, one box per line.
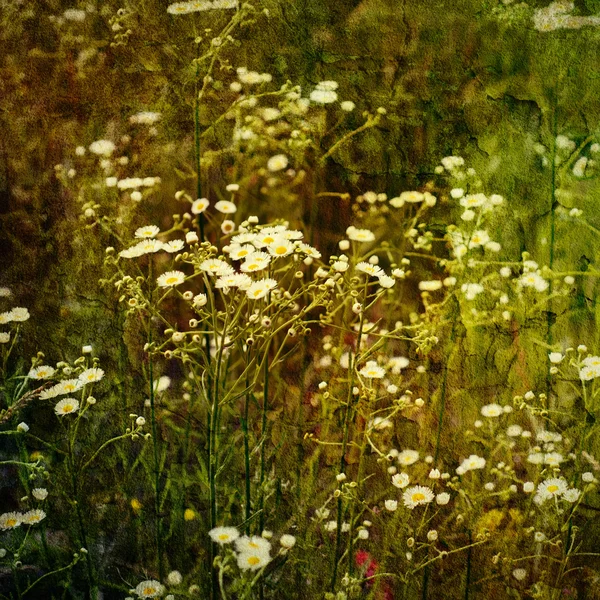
148 323 164 581
242 352 252 534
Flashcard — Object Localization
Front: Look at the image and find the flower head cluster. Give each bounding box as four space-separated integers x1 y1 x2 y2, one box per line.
167 0 237 14
533 477 581 504
580 355 600 381
456 454 486 475
310 80 338 104
0 510 46 530
0 307 31 324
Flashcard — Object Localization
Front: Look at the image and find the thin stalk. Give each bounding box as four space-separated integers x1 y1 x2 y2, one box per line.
242 351 252 534
331 283 368 592
66 423 98 600
546 97 558 400
433 296 460 463
258 340 271 534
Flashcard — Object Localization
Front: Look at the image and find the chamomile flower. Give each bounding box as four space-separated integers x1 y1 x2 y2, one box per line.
191 198 210 214
346 226 375 243
0 512 21 530
536 477 568 501
163 240 185 253
134 580 165 598
402 485 435 509
355 262 384 277
359 361 385 378
9 307 30 322
397 450 420 466
228 244 256 261
267 238 294 257
200 259 234 276
237 549 271 571
310 89 338 104
214 201 237 214
457 455 486 473
55 398 80 416
32 488 48 501
235 535 272 554
246 278 278 300
209 526 240 545
480 403 503 417
241 253 271 273
215 273 252 291
157 271 186 288
89 140 115 156
78 368 104 384
520 272 549 292
135 225 160 239
21 509 46 525
391 473 410 488
55 379 83 395
28 365 56 380
267 154 288 172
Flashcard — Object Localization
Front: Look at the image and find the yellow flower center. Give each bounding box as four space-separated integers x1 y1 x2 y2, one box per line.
548 485 559 493
218 534 229 541
412 493 425 502
166 277 178 285
143 587 155 596
247 556 261 566
275 246 287 255
63 404 74 412
6 519 17 527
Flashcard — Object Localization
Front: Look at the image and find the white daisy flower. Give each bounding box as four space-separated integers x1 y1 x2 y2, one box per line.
346 226 375 242
246 278 278 300
0 512 22 530
135 225 160 239
191 198 210 214
457 454 486 473
157 271 186 288
240 253 271 273
28 366 56 380
480 403 503 417
135 239 165 255
391 472 410 488
359 361 385 379
55 379 83 395
32 488 48 501
536 478 568 502
214 201 237 214
134 580 165 598
235 535 272 554
279 534 296 549
267 238 294 258
267 154 288 172
163 240 185 253
228 244 256 261
54 398 80 416
236 549 271 571
209 526 240 545
215 273 252 291
199 259 234 276
21 509 46 525
355 262 384 277
310 89 338 104
78 368 104 384
397 450 420 466
402 485 435 509
9 307 30 322
89 140 115 156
